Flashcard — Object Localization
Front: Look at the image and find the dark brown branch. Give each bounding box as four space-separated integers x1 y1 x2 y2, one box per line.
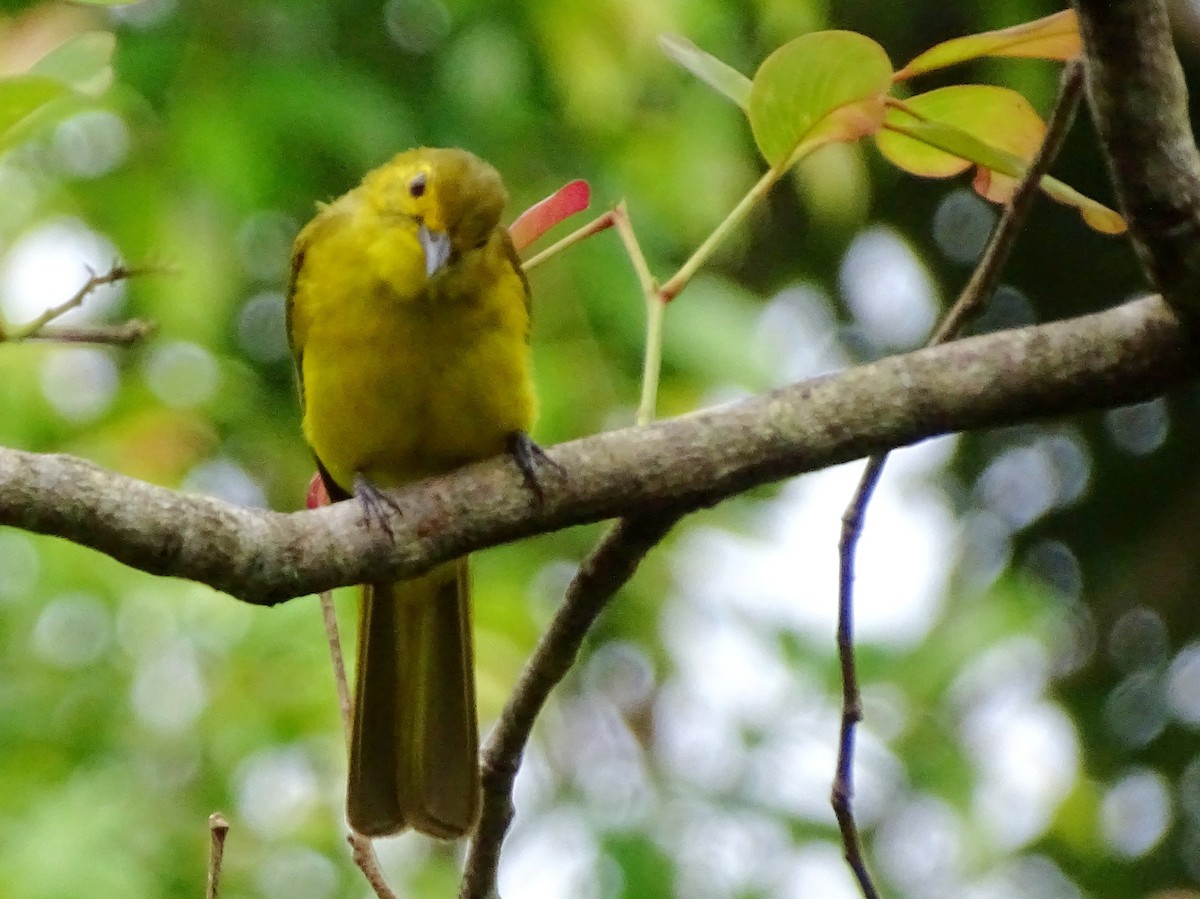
0 294 1195 605
1071 0 1200 309
830 61 1086 899
461 512 682 899
834 455 886 899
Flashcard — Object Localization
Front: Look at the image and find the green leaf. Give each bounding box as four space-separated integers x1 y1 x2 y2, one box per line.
876 86 1126 235
895 10 1082 80
748 30 892 168
659 34 752 110
0 75 71 151
30 31 115 96
882 115 1028 179
875 86 1044 187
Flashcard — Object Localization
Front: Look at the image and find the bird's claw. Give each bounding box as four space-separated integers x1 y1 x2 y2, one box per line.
506 431 563 506
353 473 404 540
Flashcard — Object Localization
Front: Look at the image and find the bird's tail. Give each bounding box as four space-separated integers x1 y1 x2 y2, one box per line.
347 558 480 838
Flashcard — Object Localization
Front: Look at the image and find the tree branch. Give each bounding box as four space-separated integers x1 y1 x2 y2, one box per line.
0 294 1195 605
1071 0 1200 310
461 511 682 899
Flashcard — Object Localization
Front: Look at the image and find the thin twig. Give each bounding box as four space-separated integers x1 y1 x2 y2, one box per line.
612 202 657 298
520 200 666 423
319 590 353 741
318 590 398 896
657 164 784 302
636 163 787 419
205 813 230 899
27 319 156 345
460 511 683 899
349 833 399 899
609 201 664 425
522 210 617 272
933 61 1086 341
833 457 885 899
6 263 167 342
638 298 666 426
830 59 1085 899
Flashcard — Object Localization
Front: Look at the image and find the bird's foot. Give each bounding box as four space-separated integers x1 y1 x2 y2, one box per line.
353 473 403 539
506 430 563 506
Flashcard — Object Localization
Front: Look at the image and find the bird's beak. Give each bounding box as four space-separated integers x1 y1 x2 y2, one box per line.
418 223 452 278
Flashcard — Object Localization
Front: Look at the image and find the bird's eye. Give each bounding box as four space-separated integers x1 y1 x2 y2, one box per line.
408 172 427 198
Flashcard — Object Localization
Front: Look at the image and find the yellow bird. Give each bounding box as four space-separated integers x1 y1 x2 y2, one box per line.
286 147 539 838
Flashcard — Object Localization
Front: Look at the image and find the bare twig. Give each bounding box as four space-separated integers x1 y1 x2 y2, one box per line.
612 202 657 299
522 210 617 272
27 319 156 345
205 813 229 899
349 833 399 899
317 590 397 895
832 456 886 899
5 264 166 342
830 60 1085 898
460 511 683 899
319 591 353 741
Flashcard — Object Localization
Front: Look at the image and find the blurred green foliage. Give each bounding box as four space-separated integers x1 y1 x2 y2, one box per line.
2 1 1199 898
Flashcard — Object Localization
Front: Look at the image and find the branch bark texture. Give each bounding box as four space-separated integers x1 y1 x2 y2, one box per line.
1072 0 1200 309
0 295 1194 605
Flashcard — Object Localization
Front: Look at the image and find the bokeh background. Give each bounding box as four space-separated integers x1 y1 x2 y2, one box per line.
1 0 1199 897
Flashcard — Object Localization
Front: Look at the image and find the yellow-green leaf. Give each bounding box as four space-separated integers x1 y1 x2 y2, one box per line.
876 86 1044 186
895 10 1081 80
748 31 892 168
1040 175 1127 234
876 86 1125 235
30 31 116 96
0 75 71 151
659 34 751 110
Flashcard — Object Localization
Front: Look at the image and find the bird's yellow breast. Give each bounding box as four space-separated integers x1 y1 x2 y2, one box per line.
289 186 535 491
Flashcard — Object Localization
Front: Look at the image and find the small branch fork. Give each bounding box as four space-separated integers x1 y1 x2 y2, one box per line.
0 262 163 345
830 60 1085 898
523 167 782 425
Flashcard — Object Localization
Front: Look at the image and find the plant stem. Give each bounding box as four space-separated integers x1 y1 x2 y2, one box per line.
521 211 616 273
638 294 665 425
608 201 664 425
658 164 784 302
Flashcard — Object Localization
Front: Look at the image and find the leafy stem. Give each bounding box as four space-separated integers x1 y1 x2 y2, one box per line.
657 164 785 303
